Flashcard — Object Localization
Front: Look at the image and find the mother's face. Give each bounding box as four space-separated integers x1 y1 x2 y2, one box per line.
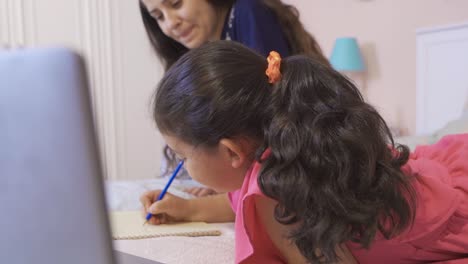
141 0 227 49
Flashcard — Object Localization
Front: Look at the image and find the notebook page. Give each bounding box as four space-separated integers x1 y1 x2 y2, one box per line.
110 211 221 240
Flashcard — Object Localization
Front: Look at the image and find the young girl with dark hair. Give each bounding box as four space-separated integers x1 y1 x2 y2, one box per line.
140 41 468 263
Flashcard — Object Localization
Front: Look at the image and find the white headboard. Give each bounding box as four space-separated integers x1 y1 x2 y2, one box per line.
416 22 468 135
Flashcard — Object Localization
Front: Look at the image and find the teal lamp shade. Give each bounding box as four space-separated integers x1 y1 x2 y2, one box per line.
330 37 365 72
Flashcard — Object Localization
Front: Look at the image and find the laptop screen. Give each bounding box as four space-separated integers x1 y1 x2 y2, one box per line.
0 48 115 264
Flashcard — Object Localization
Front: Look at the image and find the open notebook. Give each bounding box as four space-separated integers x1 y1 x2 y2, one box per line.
110 211 221 240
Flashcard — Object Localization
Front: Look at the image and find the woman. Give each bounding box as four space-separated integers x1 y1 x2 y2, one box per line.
139 0 329 195
139 0 329 69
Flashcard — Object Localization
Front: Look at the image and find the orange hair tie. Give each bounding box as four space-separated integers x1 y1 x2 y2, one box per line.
265 51 282 84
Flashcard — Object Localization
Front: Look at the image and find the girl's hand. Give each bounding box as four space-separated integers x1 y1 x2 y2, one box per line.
184 187 217 197
141 191 235 224
140 190 191 225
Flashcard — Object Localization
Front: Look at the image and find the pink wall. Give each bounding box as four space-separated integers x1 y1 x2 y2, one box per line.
285 0 468 135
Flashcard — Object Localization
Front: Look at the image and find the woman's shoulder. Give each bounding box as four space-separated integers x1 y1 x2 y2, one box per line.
223 0 271 40
233 0 268 13
232 0 280 25
226 0 290 56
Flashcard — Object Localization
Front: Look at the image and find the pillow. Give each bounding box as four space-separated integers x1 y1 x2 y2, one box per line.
396 95 468 149
395 135 432 150
430 94 468 140
432 110 468 141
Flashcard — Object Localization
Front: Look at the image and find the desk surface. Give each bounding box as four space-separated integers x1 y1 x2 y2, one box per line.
113 223 235 264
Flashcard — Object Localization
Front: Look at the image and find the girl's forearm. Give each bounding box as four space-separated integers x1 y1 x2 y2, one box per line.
186 193 235 223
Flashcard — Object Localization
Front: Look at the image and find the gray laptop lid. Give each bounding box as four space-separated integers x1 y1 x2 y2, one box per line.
0 48 115 264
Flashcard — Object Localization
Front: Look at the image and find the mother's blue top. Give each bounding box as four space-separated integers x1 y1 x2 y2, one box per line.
221 0 291 57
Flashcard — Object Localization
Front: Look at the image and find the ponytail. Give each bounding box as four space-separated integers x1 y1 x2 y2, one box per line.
258 56 415 263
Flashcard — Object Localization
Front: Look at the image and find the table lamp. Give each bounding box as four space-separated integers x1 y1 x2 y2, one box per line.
330 37 365 72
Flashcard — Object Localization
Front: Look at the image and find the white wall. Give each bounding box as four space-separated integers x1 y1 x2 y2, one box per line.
1 0 166 180
114 0 165 180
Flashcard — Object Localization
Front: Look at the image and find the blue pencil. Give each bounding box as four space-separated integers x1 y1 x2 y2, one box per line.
144 160 185 225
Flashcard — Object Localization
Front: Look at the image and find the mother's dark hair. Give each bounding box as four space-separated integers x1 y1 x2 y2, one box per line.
153 41 416 263
139 0 328 71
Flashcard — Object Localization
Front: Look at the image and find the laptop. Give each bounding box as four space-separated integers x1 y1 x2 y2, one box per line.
0 47 161 264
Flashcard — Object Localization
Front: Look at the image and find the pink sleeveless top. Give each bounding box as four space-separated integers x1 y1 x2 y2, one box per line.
228 153 286 264
229 134 468 263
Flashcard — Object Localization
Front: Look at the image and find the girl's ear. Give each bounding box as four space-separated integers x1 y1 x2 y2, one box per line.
219 138 254 169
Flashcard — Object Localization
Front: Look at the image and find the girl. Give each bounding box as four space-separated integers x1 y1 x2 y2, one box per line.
141 41 468 263
140 0 330 196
